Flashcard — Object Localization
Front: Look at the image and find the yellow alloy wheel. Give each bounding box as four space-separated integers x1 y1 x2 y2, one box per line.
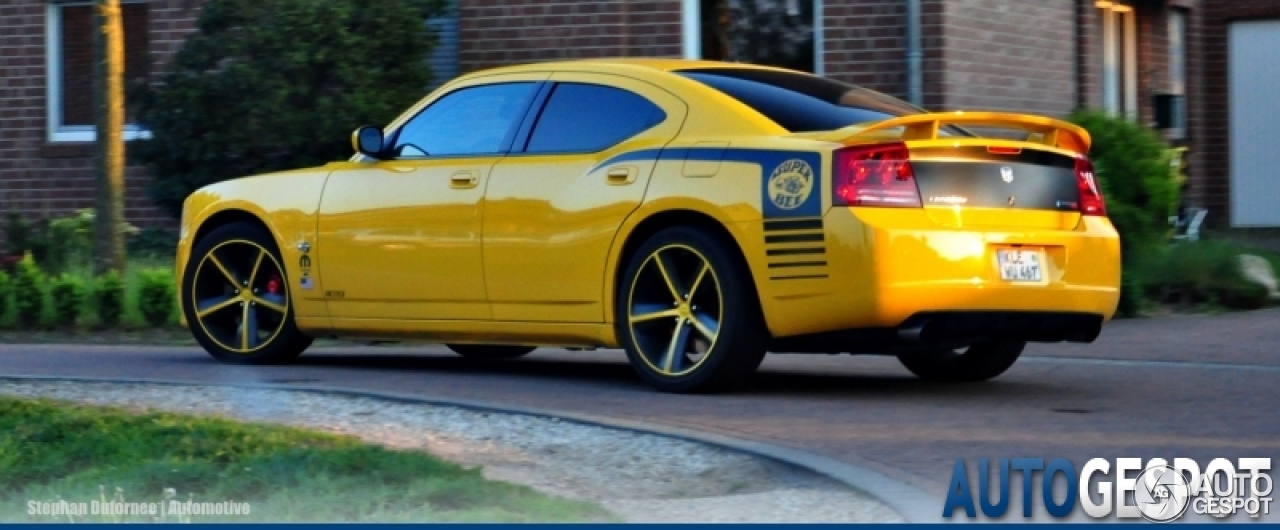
626 244 725 378
190 239 290 354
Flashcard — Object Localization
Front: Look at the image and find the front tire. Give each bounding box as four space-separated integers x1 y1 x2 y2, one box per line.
182 222 312 365
616 226 767 393
896 340 1026 382
446 344 536 359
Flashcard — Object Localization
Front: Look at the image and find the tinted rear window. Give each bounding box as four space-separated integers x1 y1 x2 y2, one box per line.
678 69 933 133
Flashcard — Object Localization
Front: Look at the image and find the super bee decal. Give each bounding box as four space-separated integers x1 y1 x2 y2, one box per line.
767 159 815 211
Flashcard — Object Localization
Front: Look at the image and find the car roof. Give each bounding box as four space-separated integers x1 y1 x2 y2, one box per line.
462 58 801 78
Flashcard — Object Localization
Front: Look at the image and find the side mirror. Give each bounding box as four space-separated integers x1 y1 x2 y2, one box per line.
351 126 385 159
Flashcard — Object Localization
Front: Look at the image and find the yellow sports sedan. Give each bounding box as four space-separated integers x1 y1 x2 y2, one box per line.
175 59 1120 393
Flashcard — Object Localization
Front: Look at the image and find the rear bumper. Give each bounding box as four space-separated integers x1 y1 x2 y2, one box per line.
771 310 1105 353
755 207 1121 339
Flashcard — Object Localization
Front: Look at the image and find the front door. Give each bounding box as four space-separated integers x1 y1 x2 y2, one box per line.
317 80 542 320
483 73 688 322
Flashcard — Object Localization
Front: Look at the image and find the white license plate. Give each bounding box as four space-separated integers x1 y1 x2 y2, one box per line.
997 249 1043 282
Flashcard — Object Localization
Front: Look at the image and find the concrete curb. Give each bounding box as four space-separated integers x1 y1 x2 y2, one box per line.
0 374 942 523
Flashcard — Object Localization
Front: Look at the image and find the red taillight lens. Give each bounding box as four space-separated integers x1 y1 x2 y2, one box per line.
832 142 922 207
1074 156 1107 216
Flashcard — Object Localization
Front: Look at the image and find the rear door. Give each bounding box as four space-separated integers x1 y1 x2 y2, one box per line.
482 72 688 323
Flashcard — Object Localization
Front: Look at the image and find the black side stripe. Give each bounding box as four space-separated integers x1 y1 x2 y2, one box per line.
768 261 827 268
771 274 830 281
765 233 824 244
764 219 824 232
766 247 825 256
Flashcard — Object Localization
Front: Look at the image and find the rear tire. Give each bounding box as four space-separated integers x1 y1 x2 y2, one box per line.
896 340 1026 382
446 344 535 359
616 226 767 393
182 222 312 365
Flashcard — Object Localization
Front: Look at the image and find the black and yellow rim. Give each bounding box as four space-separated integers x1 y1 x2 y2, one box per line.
190 239 289 354
626 244 724 377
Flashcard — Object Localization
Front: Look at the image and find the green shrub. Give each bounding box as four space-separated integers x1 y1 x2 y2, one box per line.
44 209 98 274
133 0 445 217
128 227 179 259
137 268 176 327
12 253 46 329
1138 241 1271 310
50 274 86 328
94 270 126 328
1070 110 1180 258
0 269 10 322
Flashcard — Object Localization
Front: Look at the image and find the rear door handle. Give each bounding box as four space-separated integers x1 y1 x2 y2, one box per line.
450 171 480 189
606 166 637 185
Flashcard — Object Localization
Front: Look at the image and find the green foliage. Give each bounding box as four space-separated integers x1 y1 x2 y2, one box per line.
43 209 96 274
3 212 45 264
3 210 137 274
94 270 126 328
0 270 10 322
1137 241 1272 310
0 397 611 522
12 254 45 329
1070 110 1180 259
49 275 86 329
132 0 445 217
127 227 179 259
136 268 176 327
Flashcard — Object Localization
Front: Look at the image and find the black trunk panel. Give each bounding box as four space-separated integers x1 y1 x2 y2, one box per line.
909 147 1080 211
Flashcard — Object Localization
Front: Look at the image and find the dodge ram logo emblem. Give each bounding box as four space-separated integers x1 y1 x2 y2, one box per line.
1000 166 1014 183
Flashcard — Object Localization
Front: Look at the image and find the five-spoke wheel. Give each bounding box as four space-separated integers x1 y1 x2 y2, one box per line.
183 222 312 364
617 227 766 393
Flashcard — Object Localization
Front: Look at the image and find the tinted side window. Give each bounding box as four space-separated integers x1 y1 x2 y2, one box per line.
678 71 901 132
524 83 666 153
393 82 537 157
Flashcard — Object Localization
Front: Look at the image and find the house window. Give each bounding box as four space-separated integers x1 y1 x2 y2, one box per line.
46 1 151 143
1167 8 1188 138
682 0 822 75
1097 1 1137 118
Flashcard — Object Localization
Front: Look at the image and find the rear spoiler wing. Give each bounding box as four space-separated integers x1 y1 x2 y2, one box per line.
811 111 1092 154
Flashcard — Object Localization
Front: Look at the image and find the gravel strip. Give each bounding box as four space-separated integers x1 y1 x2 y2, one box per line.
0 380 902 523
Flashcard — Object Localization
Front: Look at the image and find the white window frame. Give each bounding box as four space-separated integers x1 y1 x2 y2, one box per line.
681 0 825 76
1098 1 1137 119
45 0 151 143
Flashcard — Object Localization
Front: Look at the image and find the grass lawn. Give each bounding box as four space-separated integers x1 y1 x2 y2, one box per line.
0 397 612 523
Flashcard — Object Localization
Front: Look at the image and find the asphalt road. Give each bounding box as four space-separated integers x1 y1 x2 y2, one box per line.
3 308 1279 522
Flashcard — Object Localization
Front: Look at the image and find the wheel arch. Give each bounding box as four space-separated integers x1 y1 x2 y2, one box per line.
191 208 274 248
605 208 765 331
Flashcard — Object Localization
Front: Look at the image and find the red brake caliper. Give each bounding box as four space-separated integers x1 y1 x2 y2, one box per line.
265 274 282 295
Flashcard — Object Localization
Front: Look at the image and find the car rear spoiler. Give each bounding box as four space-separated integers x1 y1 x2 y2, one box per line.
809 111 1092 154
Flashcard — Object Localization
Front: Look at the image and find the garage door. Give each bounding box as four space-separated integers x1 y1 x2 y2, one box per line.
1230 20 1280 226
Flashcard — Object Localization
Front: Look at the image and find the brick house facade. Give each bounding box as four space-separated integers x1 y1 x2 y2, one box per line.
0 0 1274 234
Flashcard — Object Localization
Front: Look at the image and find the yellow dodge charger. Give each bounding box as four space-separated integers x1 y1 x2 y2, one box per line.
175 59 1120 393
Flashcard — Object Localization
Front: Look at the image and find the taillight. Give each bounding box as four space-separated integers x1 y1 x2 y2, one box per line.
832 142 922 207
1074 156 1107 216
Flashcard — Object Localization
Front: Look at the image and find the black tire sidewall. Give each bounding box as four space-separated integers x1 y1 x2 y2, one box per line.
446 344 536 359
897 340 1026 382
182 222 310 365
615 226 766 393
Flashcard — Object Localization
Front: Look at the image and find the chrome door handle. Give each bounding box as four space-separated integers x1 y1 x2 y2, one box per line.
450 171 479 189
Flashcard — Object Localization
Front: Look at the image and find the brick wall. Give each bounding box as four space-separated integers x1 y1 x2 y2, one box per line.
1199 0 1280 225
457 0 682 72
933 0 1077 117
0 0 198 242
